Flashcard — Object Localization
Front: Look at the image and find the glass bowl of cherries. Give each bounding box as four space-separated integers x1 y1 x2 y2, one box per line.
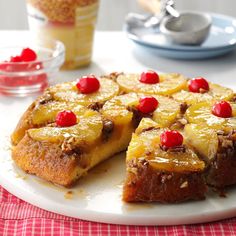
0 38 65 96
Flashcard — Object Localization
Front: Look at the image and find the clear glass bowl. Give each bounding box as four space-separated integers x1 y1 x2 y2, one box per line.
0 38 65 97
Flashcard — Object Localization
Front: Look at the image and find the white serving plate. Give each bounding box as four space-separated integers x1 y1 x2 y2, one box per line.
0 82 236 226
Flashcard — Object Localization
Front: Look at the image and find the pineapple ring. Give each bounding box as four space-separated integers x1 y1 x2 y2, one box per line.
185 102 236 129
102 93 137 125
173 83 234 105
184 123 218 160
116 73 187 95
32 101 86 125
49 77 120 105
102 93 181 127
28 111 103 144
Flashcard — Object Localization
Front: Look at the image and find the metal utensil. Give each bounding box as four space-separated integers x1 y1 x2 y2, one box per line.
125 0 180 28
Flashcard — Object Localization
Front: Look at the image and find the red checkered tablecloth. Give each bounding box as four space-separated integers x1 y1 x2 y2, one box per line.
1 185 236 236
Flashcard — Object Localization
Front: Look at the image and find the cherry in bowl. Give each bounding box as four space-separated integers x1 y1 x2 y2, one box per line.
0 38 64 97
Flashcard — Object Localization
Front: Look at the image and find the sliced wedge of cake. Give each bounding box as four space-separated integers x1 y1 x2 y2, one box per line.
123 118 206 203
184 100 236 188
12 75 130 186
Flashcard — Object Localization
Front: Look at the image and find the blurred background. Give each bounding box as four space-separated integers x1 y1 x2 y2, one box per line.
0 0 235 31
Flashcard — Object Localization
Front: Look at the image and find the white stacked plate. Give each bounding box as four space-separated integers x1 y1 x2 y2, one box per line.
125 13 236 59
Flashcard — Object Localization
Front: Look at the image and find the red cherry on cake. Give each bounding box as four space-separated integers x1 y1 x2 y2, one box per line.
76 75 100 94
56 110 77 127
137 96 158 114
139 70 160 84
20 48 37 62
160 130 183 148
212 101 232 118
188 77 209 93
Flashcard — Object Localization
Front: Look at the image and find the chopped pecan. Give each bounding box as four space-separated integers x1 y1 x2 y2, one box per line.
38 91 53 105
141 126 159 133
217 130 236 153
87 102 104 111
231 94 236 102
180 102 189 114
61 136 76 153
160 144 186 153
138 158 149 166
180 181 188 188
221 139 233 148
178 118 188 125
128 167 138 175
102 72 124 82
217 130 225 135
128 106 153 128
161 174 172 184
102 119 114 141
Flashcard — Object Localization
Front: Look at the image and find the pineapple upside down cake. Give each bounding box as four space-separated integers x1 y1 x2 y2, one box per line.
11 71 236 203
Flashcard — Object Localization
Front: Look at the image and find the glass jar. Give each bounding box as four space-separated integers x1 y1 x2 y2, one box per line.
26 0 99 69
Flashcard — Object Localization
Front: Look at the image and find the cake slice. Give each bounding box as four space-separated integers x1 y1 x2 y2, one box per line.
184 100 236 188
11 75 131 186
123 118 206 203
185 123 236 188
12 102 134 187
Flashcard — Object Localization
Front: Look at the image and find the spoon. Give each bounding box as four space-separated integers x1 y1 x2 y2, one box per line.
125 0 180 28
160 11 212 45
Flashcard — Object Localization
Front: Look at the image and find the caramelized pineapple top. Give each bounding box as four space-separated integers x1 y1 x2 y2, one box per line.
11 76 120 145
28 110 103 146
173 83 234 105
49 77 120 105
184 124 219 160
185 101 236 129
116 73 187 95
102 93 182 127
32 101 86 125
184 123 236 162
127 118 205 172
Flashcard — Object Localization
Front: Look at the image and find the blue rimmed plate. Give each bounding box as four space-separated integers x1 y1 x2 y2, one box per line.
125 13 236 59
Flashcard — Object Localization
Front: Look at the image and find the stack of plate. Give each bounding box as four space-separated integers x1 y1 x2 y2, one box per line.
125 13 236 59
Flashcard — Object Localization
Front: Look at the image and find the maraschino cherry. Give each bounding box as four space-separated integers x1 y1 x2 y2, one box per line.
188 77 209 93
137 96 158 114
160 130 183 148
56 110 77 127
139 70 159 84
20 48 37 62
212 101 232 118
76 75 100 94
10 56 23 62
